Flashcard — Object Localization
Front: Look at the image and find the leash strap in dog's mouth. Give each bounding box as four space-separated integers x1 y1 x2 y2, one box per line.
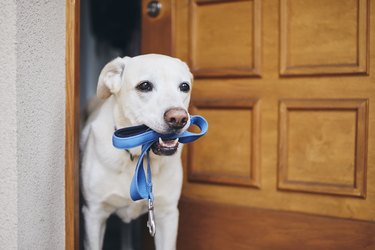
112 115 208 236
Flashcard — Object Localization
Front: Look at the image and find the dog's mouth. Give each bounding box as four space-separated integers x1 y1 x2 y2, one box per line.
151 137 179 156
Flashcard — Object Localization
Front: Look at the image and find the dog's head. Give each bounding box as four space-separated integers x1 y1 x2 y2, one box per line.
97 54 193 156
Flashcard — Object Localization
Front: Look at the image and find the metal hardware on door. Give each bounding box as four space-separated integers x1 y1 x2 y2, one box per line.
147 0 161 18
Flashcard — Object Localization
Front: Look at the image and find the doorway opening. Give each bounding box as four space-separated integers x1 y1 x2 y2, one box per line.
79 0 152 249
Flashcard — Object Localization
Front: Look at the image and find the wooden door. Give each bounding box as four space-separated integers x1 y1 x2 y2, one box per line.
142 0 375 249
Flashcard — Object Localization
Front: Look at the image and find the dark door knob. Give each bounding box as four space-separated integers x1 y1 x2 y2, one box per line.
147 1 161 18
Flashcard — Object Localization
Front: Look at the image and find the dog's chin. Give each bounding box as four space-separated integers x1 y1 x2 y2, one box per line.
151 138 179 156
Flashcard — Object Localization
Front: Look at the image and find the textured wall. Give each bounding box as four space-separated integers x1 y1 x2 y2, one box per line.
0 0 17 248
16 0 66 248
0 0 66 248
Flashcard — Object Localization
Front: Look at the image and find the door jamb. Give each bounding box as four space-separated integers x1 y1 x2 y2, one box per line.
65 0 80 249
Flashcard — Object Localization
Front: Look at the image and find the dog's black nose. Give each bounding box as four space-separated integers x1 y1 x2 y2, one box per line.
164 108 188 130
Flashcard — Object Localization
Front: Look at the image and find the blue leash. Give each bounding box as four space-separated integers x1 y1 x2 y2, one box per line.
112 115 208 236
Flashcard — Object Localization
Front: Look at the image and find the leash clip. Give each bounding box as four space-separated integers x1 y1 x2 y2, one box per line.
147 199 156 237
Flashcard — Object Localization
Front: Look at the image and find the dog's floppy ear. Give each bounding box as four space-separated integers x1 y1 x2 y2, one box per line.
97 57 130 99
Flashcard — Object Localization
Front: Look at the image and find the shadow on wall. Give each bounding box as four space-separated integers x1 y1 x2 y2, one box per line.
79 0 151 249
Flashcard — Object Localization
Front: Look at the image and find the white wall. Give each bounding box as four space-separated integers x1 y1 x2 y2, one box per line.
0 0 66 249
0 0 17 248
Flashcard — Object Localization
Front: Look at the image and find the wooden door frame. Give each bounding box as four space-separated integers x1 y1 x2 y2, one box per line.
65 0 80 249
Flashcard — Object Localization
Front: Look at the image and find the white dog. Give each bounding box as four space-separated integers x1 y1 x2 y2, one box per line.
80 54 193 250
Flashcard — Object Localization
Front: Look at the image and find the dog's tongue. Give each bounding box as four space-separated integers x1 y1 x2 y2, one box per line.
158 138 179 148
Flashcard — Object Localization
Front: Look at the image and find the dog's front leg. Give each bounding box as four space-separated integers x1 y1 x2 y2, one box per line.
154 206 179 250
83 204 110 250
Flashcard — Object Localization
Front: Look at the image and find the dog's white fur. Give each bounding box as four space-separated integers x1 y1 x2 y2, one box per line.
81 54 193 250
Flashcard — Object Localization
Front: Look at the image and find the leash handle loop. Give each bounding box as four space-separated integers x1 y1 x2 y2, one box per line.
113 115 208 201
113 115 208 149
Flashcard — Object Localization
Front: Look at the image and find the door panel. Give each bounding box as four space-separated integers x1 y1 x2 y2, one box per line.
190 0 261 76
188 99 261 187
280 0 369 75
142 0 375 248
278 99 368 198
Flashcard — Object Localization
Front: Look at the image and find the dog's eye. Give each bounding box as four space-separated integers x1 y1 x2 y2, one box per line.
136 81 153 92
179 82 190 93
